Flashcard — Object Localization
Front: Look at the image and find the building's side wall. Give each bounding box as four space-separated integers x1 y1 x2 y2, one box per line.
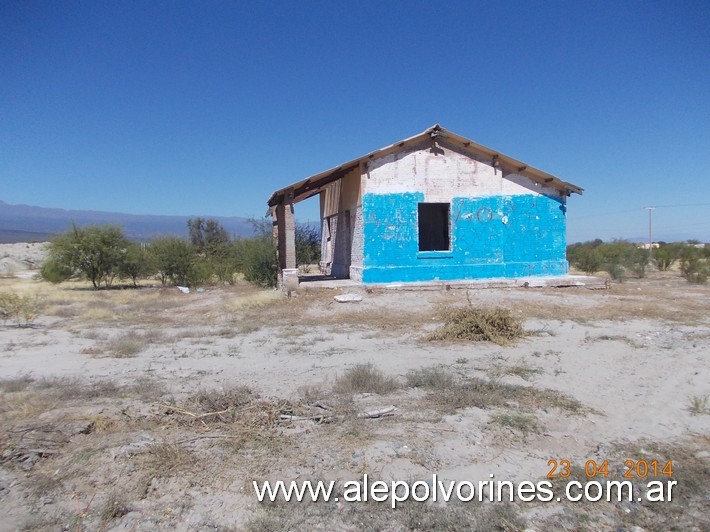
360 142 568 283
319 167 362 278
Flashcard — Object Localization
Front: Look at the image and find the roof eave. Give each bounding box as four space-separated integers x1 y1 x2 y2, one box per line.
267 124 583 207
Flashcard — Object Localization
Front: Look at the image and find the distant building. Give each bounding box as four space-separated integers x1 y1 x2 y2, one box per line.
267 124 583 284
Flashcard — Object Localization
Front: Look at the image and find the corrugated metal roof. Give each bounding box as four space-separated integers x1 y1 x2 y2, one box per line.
267 124 583 207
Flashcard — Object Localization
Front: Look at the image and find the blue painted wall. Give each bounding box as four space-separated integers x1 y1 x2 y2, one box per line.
361 192 568 283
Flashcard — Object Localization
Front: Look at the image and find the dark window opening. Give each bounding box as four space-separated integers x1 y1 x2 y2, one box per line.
418 203 450 251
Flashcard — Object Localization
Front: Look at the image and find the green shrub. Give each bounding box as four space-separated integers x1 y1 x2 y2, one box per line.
46 224 130 289
0 292 42 327
205 241 241 285
148 237 196 286
234 237 277 288
40 256 73 284
573 247 602 274
295 223 321 267
605 259 626 282
681 256 709 284
118 242 154 287
654 245 676 271
187 217 230 254
185 256 214 287
569 239 650 282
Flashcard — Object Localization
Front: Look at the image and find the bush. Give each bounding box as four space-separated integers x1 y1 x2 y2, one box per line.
187 217 230 253
205 241 241 285
234 237 278 288
573 247 602 274
295 223 321 267
148 237 196 286
0 292 42 327
428 307 524 345
681 255 709 284
46 225 130 289
568 239 648 281
185 256 214 287
118 242 154 287
40 256 73 284
654 245 676 271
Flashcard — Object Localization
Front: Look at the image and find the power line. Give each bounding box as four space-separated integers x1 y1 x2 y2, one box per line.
570 202 710 220
652 202 710 209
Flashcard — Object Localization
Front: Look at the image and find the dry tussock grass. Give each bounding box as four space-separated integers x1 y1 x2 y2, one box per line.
333 363 400 395
407 365 585 415
0 376 119 420
428 307 525 345
102 329 166 357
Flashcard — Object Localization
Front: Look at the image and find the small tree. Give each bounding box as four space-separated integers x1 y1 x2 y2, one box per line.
46 224 130 289
148 237 196 286
0 292 42 327
118 242 153 287
295 223 321 268
654 244 676 271
187 218 229 254
680 246 709 284
573 247 602 275
40 256 73 283
234 237 278 287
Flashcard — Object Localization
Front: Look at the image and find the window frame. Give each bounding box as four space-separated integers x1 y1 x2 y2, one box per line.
417 202 451 254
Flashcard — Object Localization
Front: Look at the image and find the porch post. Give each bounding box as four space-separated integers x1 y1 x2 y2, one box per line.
273 193 297 290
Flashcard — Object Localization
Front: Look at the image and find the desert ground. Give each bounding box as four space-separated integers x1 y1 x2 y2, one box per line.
0 243 708 531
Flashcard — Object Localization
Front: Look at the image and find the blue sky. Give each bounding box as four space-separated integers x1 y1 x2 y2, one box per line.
1 0 708 242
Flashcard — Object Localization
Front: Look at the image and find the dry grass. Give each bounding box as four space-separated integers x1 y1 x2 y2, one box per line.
407 365 586 415
0 374 34 392
246 496 526 531
104 334 144 357
491 411 540 434
98 490 131 524
501 275 710 325
428 307 525 345
103 329 165 357
333 363 400 395
539 435 710 531
0 377 125 425
405 365 456 389
0 270 707 530
488 358 543 382
188 385 258 419
687 394 709 415
144 441 197 477
224 290 283 312
128 375 168 402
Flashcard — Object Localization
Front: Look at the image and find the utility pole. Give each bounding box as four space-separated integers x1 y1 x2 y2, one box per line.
644 206 655 263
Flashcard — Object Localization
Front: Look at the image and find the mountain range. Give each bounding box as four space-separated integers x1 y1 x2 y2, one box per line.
0 200 257 243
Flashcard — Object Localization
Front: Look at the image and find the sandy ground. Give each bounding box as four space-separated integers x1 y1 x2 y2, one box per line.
0 243 47 278
0 244 708 531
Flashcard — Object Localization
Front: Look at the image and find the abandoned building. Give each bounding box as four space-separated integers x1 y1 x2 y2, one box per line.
267 124 583 285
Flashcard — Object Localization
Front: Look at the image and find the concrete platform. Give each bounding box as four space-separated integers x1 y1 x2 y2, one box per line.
297 274 609 291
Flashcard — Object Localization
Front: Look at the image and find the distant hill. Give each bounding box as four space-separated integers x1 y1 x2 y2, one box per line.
0 200 257 243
